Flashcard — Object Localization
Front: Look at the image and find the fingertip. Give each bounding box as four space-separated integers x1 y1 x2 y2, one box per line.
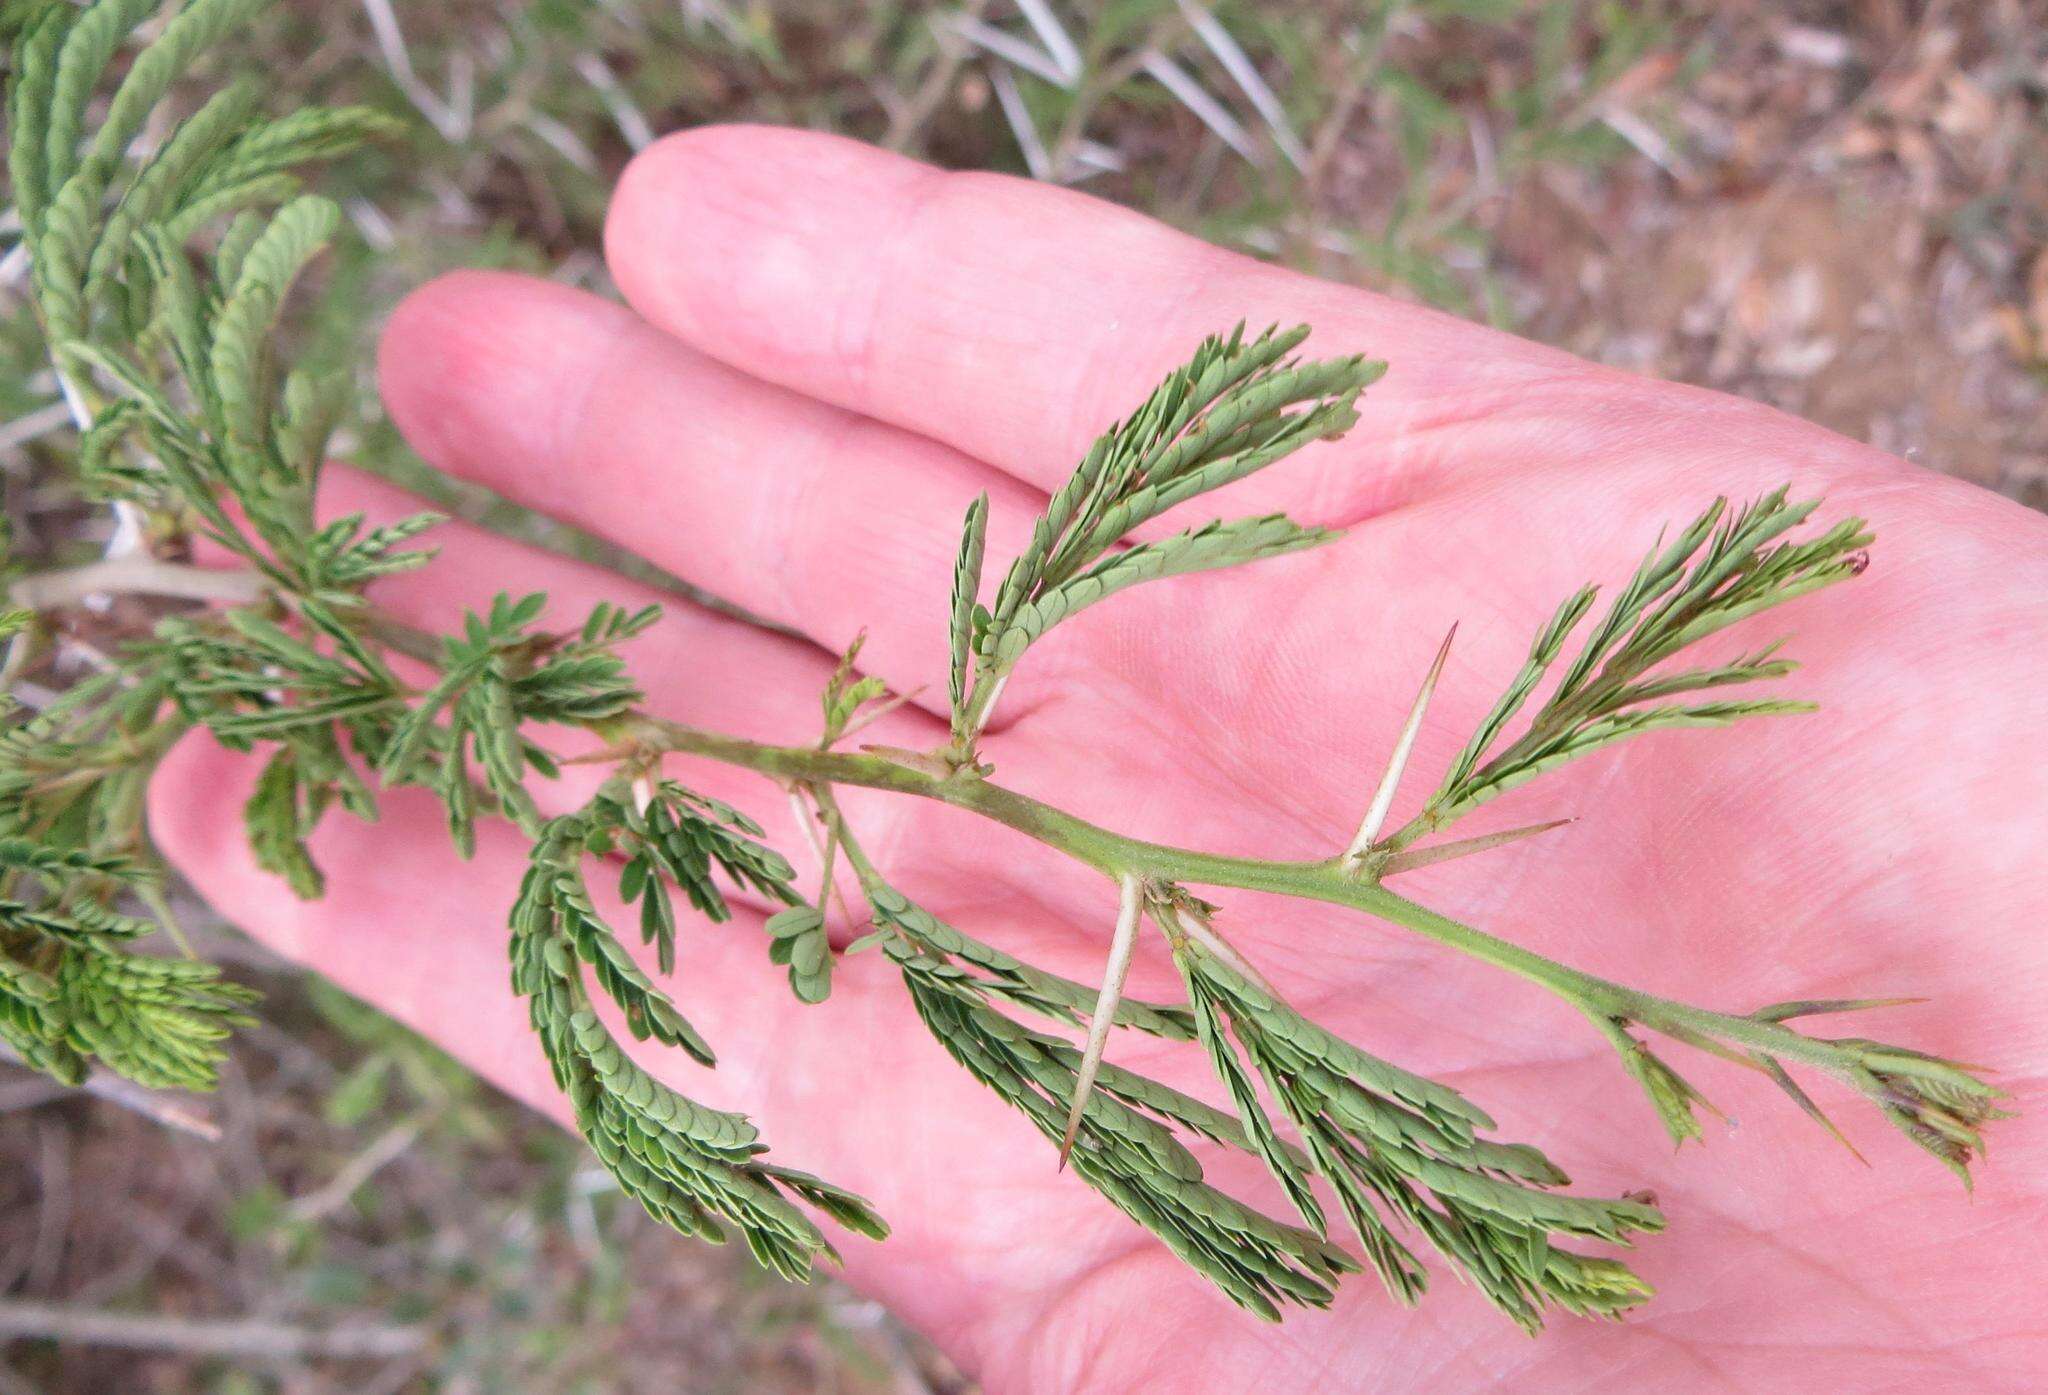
376 269 632 487
604 124 932 390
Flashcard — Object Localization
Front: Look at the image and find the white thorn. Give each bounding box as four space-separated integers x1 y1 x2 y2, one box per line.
979 672 1010 726
1345 624 1455 861
786 788 825 862
1059 874 1143 1169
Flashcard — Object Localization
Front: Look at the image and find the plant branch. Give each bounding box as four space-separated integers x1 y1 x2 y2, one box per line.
13 0 1982 1327
0 1299 428 1360
10 558 269 610
0 1040 222 1142
611 715 1931 1093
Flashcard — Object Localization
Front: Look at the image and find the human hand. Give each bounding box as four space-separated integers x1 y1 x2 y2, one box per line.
149 126 2048 1392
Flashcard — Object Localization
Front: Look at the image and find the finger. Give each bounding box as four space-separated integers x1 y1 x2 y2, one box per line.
307 466 944 875
603 125 1606 521
318 467 942 745
146 734 1058 1360
376 270 1047 703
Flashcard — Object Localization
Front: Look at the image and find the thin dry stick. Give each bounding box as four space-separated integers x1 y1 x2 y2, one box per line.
0 1299 429 1359
286 1118 424 1223
0 1041 221 1143
10 558 269 610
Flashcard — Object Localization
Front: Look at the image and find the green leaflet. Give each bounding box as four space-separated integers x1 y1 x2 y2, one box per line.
985 514 1335 666
182 103 406 204
1442 697 1815 824
85 0 267 182
245 747 324 899
949 321 1380 746
1435 584 1598 802
861 881 1363 1319
511 808 884 1276
5 2 72 236
1175 936 1663 1329
947 492 988 735
0 815 254 1095
1178 958 1325 1233
54 949 258 1091
1402 489 1871 852
40 0 159 218
867 884 1193 1039
886 926 1357 1321
208 194 342 454
374 591 649 841
766 905 832 1004
83 80 261 311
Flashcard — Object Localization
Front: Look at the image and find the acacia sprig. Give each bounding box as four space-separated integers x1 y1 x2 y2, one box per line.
945 321 1384 759
1 0 2009 1332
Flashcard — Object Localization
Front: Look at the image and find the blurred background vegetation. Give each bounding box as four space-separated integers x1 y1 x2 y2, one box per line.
2 1 2042 1389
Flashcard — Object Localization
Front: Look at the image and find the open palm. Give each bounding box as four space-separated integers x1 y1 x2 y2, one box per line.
148 127 2047 1393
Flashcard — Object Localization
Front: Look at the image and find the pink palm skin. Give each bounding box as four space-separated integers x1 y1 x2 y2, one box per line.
147 126 2048 1393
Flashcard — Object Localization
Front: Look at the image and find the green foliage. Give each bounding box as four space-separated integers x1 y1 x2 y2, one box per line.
0 664 245 1091
0 829 253 1090
864 883 1193 1041
764 905 831 1005
819 632 891 749
867 883 1357 1322
1391 489 1874 850
1168 909 1660 1330
53 941 258 1089
585 773 803 978
512 805 882 1278
948 321 1382 756
1 0 2007 1329
378 591 653 843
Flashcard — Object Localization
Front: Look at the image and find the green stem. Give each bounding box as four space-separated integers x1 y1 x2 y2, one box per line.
618 715 1860 1080
803 783 885 899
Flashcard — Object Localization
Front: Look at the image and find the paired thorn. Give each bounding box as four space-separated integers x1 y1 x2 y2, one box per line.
1378 818 1574 876
1059 874 1144 1170
858 744 961 780
835 683 928 743
1345 624 1455 862
1750 996 1925 1024
785 786 858 931
1756 1053 1869 1166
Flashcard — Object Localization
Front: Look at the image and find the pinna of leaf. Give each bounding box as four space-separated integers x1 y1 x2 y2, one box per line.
0 0 2010 1334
